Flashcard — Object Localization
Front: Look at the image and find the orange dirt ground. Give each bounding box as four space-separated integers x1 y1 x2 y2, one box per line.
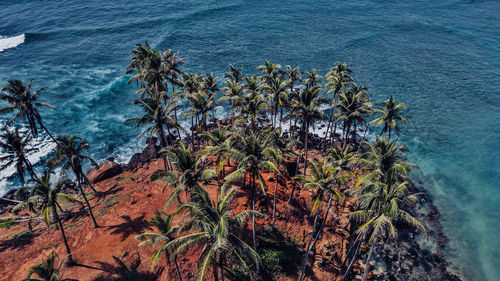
0 151 358 281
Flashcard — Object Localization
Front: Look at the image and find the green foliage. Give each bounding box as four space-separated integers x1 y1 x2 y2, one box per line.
0 218 17 228
258 228 302 277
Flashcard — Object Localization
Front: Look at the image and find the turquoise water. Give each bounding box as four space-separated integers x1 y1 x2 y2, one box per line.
0 0 499 280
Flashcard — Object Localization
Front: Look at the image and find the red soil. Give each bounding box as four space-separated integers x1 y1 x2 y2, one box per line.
0 151 358 281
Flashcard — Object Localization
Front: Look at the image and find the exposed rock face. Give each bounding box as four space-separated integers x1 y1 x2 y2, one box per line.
126 137 160 170
87 160 123 184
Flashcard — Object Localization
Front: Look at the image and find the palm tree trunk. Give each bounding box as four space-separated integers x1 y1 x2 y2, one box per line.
36 116 58 144
173 254 182 281
24 158 40 182
310 194 333 251
303 121 310 175
219 254 225 281
298 213 319 281
213 262 220 281
52 201 74 264
271 171 279 231
323 108 334 150
362 236 378 281
251 171 260 274
77 176 99 228
388 127 392 140
82 174 98 194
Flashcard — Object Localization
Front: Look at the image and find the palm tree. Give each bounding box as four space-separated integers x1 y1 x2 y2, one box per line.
223 131 279 269
290 84 328 175
219 79 243 118
347 179 425 281
324 63 353 146
182 90 213 149
224 64 244 84
204 73 219 122
294 159 343 281
236 76 268 131
263 77 289 128
150 142 215 207
161 48 185 139
200 126 232 180
15 170 77 265
48 135 99 228
355 137 416 186
335 83 373 148
23 251 65 281
0 128 39 185
127 92 179 147
257 60 281 84
0 79 57 142
136 211 182 281
165 185 261 281
371 95 409 139
126 42 165 97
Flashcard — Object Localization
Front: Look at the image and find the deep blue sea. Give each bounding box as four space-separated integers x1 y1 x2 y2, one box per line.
0 0 499 280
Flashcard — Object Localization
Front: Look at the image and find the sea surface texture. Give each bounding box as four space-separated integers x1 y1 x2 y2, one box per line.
0 0 499 280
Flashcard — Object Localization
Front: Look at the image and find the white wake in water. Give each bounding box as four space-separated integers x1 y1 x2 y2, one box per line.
0 34 25 52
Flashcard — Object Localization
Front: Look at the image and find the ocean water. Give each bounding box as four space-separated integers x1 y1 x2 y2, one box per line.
0 0 499 280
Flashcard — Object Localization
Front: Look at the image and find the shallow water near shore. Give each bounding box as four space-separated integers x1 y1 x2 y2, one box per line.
0 0 499 280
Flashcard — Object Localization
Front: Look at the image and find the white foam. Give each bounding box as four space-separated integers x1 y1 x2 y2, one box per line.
0 34 25 52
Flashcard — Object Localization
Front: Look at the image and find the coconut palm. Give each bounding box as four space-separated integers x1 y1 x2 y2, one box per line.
165 185 261 281
200 126 232 179
257 60 281 84
324 63 353 146
290 83 328 174
126 42 165 97
335 83 373 147
127 92 180 147
15 170 77 265
347 179 425 281
48 135 99 228
355 137 416 186
223 131 280 266
235 76 268 131
204 73 219 122
136 211 182 281
371 95 409 139
0 79 56 142
0 128 39 185
294 159 344 281
224 64 244 84
162 49 186 139
23 251 65 281
263 77 289 128
150 142 216 207
219 79 243 118
182 90 213 149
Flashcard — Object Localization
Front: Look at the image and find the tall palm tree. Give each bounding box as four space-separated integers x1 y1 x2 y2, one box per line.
182 90 213 149
165 185 261 281
355 137 416 186
294 159 344 281
48 135 99 228
126 42 165 97
200 126 232 180
347 179 425 281
150 142 215 207
324 63 353 145
23 251 65 281
223 131 279 268
127 92 179 147
257 60 281 84
136 211 182 281
290 84 328 174
371 95 409 139
263 77 288 128
161 49 185 139
219 79 243 118
0 79 57 142
0 128 39 185
335 83 373 147
235 76 268 132
15 170 77 265
204 73 219 122
224 64 244 84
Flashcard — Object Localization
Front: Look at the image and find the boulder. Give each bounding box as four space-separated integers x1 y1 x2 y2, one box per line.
87 160 123 184
126 137 160 170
